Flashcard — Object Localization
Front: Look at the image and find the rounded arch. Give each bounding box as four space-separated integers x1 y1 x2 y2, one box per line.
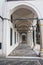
9 3 42 56
10 3 41 18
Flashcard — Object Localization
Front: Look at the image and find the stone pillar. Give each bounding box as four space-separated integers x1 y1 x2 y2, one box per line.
32 18 37 49
39 20 43 57
33 27 36 49
34 27 36 46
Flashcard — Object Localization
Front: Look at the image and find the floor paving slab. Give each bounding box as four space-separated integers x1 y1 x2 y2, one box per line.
9 44 38 57
0 58 43 65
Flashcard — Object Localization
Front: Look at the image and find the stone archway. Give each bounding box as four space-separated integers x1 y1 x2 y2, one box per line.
10 4 43 57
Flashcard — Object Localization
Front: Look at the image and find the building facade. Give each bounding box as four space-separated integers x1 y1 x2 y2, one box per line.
0 0 43 57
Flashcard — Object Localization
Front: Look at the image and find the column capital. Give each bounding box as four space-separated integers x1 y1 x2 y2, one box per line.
40 49 43 57
40 49 43 52
39 24 43 26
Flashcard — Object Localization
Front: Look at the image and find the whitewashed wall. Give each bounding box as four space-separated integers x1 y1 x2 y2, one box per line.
0 19 3 55
0 0 5 55
0 1 2 53
5 20 19 56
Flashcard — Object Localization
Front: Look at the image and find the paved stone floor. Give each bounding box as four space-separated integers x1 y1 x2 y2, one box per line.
0 58 43 65
9 43 38 57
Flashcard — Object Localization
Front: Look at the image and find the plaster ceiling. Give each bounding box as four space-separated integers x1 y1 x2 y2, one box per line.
13 8 33 17
12 8 34 33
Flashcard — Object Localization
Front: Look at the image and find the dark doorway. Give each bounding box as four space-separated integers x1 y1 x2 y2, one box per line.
22 35 26 41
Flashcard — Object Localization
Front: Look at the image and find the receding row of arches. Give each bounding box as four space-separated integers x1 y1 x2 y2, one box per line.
8 4 42 57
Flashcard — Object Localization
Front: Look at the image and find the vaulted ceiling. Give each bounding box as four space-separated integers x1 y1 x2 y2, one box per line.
12 8 35 33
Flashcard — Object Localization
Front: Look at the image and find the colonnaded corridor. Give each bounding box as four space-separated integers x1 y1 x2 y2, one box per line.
0 3 41 57
8 7 40 57
9 43 38 57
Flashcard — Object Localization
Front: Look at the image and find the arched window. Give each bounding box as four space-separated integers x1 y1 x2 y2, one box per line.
10 28 12 46
15 32 16 44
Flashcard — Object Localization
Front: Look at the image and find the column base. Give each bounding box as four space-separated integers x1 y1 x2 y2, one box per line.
40 49 43 57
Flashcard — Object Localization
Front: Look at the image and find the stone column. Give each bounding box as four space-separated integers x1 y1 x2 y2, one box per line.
39 20 43 57
33 27 36 49
32 18 37 49
34 27 36 46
